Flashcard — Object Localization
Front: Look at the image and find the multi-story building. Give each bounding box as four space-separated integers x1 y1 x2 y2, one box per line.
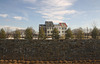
39 21 67 38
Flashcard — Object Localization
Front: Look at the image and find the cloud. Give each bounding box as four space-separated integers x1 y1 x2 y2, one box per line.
95 10 100 12
46 19 63 23
13 16 23 20
66 18 71 20
36 0 77 23
0 14 8 18
41 0 73 7
52 20 63 23
23 0 36 3
72 11 86 18
13 16 27 21
26 7 36 10
0 25 25 31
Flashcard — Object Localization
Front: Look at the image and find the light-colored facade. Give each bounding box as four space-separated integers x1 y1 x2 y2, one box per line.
39 21 67 38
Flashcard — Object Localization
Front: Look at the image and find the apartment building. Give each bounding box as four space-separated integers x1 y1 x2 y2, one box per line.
39 21 67 37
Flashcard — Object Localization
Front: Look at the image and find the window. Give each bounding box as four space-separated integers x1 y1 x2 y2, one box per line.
62 28 63 29
65 31 66 33
47 27 49 29
62 31 64 33
48 31 49 33
50 27 52 29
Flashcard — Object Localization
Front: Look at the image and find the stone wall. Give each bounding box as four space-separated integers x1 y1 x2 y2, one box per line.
0 39 100 61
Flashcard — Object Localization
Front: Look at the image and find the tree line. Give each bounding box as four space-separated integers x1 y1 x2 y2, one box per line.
66 26 99 39
0 26 99 40
0 27 34 40
39 26 100 40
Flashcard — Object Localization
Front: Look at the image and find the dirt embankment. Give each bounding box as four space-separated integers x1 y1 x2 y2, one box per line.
0 39 100 61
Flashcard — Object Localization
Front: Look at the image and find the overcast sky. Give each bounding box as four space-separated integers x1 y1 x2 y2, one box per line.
0 0 100 31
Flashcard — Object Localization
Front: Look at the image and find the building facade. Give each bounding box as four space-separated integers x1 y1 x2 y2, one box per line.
39 21 67 38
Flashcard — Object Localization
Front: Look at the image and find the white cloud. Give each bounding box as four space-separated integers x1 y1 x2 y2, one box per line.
13 16 27 21
66 18 71 20
95 10 100 12
23 0 36 3
0 14 8 18
72 11 86 18
46 19 63 23
0 25 25 31
13 16 23 20
41 0 73 7
26 7 36 10
52 20 63 23
36 0 77 23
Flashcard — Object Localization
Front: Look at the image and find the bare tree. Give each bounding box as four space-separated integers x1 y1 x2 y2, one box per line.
72 28 84 39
